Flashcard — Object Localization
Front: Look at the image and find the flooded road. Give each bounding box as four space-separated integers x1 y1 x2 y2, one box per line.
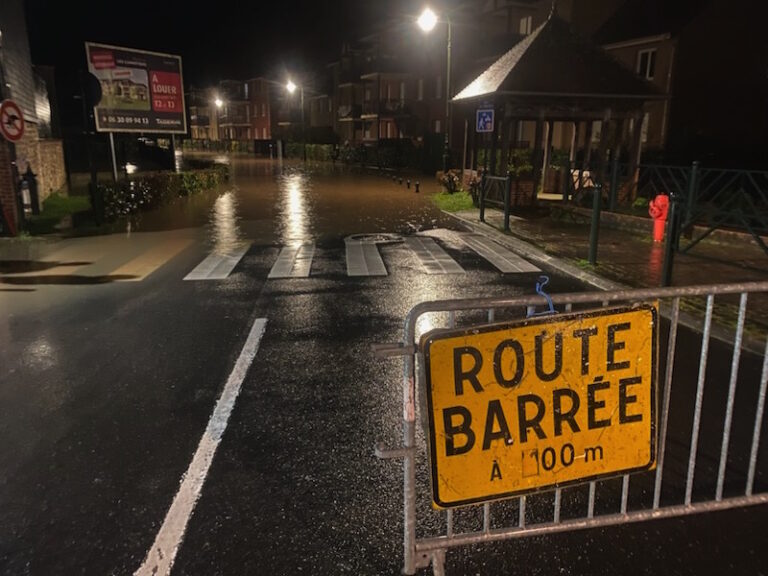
136 156 456 247
1 155 766 575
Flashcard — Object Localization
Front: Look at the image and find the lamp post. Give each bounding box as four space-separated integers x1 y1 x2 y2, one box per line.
286 79 307 162
213 97 223 142
418 6 452 172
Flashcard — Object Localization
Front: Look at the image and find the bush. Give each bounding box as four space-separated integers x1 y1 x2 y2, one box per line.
633 197 649 210
437 170 462 193
99 167 229 221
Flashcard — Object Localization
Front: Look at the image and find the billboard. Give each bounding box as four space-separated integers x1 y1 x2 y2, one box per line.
85 42 187 134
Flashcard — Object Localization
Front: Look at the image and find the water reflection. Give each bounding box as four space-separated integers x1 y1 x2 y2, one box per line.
209 191 244 253
279 172 312 244
23 336 58 370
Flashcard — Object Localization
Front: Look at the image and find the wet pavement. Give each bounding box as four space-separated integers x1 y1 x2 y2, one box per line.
0 156 767 575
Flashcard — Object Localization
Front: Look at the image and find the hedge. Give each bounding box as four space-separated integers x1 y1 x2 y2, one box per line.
98 166 229 221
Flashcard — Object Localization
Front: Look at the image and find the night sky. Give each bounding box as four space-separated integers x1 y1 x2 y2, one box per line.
23 0 421 126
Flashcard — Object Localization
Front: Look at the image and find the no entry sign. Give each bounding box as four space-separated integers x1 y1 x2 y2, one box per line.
0 100 25 142
420 304 658 508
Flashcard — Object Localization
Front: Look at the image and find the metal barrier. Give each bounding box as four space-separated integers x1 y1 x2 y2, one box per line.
374 281 768 575
479 175 511 231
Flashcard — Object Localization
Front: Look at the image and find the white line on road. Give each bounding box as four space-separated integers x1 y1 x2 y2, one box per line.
404 236 465 274
459 234 541 273
268 242 315 278
134 318 268 576
183 243 252 281
345 238 388 276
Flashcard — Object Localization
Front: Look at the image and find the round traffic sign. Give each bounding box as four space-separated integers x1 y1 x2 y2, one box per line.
0 100 25 142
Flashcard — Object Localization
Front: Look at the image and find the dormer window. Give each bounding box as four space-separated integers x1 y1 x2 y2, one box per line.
637 49 657 80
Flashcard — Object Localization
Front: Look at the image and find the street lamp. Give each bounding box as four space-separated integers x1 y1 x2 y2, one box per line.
286 79 306 162
418 6 451 172
213 97 224 142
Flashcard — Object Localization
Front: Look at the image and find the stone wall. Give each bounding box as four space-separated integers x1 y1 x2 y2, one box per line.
0 141 18 234
36 140 67 199
11 121 67 206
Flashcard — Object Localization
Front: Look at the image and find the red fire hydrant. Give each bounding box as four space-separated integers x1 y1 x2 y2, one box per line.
648 194 670 243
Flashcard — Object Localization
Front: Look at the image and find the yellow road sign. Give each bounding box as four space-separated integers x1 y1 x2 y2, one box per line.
421 304 658 508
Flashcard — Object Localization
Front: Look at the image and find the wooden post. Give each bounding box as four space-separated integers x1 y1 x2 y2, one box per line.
489 110 500 175
502 117 516 172
569 121 579 163
461 118 468 183
595 110 612 186
532 117 544 192
627 110 644 203
541 119 553 193
579 120 593 191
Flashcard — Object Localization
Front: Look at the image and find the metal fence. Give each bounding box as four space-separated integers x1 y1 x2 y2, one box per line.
374 280 768 575
478 174 533 231
626 163 768 254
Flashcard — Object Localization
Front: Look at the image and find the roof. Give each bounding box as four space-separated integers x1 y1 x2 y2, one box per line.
593 0 709 45
453 13 659 102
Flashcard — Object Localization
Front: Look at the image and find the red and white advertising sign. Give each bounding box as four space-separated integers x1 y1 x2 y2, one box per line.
0 100 25 142
85 42 187 134
150 71 183 112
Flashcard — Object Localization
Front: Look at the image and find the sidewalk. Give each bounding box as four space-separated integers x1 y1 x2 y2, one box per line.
448 206 768 349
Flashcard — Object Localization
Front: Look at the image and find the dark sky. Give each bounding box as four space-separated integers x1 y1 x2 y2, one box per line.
23 0 449 127
26 0 418 85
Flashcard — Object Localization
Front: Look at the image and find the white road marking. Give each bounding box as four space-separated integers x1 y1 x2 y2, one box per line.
459 234 541 273
267 243 315 278
345 238 387 276
134 318 268 576
404 236 465 274
183 243 251 281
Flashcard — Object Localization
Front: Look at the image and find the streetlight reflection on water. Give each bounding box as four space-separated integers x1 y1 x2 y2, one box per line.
209 191 244 253
280 172 311 244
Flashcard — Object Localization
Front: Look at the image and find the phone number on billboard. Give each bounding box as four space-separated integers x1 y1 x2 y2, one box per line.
103 116 150 126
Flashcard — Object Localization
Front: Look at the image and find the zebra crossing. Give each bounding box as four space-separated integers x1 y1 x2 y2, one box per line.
1 231 541 286
184 243 252 281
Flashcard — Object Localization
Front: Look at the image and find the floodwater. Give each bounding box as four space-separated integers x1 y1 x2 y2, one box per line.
134 155 456 248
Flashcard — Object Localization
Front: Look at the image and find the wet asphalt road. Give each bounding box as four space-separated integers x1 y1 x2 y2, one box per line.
1 157 767 575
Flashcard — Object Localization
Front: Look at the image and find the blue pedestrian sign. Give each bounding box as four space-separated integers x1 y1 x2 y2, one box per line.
476 109 494 133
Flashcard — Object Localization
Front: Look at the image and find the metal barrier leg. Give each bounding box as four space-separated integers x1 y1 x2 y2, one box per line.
403 354 417 575
431 550 447 576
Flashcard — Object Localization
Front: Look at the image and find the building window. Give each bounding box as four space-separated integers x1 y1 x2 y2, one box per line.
263 127 267 139
435 76 442 99
434 119 441 133
365 86 371 101
328 98 332 113
400 81 406 102
519 15 532 35
261 103 266 117
244 83 249 98
417 78 424 101
637 49 657 80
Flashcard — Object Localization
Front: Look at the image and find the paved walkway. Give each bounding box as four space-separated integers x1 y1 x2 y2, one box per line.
450 206 768 346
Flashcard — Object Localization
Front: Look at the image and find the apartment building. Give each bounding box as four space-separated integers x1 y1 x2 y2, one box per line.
595 0 767 165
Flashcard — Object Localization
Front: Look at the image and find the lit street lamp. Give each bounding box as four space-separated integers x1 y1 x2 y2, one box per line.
418 6 452 172
213 96 224 141
286 79 307 162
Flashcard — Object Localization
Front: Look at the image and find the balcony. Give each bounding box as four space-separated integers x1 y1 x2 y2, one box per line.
380 99 410 117
362 100 411 118
190 115 210 127
337 104 361 121
360 56 410 79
